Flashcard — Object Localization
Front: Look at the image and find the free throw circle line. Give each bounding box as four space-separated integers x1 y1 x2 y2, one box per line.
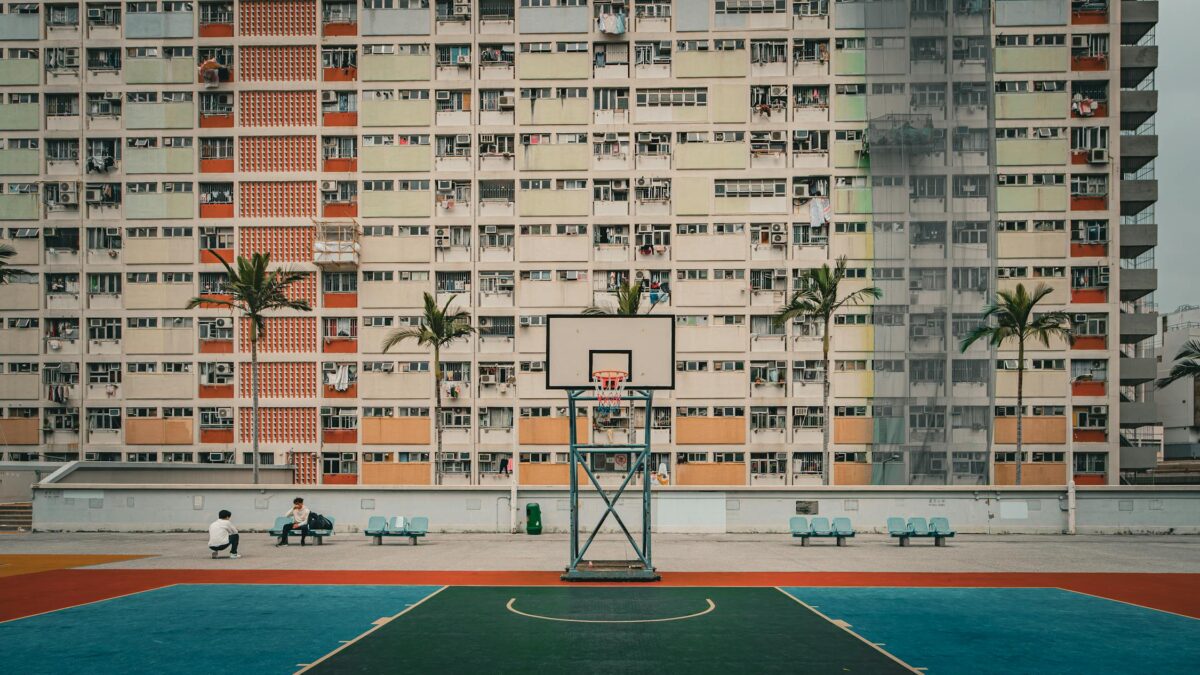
506 597 716 624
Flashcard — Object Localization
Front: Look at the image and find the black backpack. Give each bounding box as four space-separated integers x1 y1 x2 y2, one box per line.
308 512 332 530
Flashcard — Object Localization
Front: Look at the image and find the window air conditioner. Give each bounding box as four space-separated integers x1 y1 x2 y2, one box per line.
320 91 337 103
1088 148 1108 164
455 134 470 145
103 92 121 100
1071 35 1089 49
209 453 225 462
1090 406 1105 415
456 54 470 66
85 188 103 203
1074 314 1087 323
87 8 103 20
484 225 497 234
770 85 788 97
342 452 355 461
436 90 451 101
480 374 496 385
215 363 232 374
320 180 338 192
85 452 99 461
519 316 531 326
480 134 496 144
793 183 810 198
436 180 453 191
497 95 514 109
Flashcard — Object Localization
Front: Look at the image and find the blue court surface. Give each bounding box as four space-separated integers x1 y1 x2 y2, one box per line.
783 586 1200 674
0 584 439 675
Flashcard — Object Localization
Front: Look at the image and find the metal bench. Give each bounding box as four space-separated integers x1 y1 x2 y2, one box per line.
791 516 856 546
268 515 335 545
889 516 954 547
365 516 429 546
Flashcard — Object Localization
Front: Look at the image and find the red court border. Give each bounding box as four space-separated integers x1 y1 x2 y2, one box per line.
2 570 1197 622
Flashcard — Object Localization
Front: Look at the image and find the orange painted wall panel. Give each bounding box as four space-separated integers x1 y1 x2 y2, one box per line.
323 158 357 172
1072 381 1105 397
994 417 1067 445
322 111 358 127
1073 428 1107 443
1073 335 1106 350
323 202 358 218
199 384 234 399
0 419 38 445
126 419 194 445
1074 473 1107 486
834 417 873 444
675 462 746 486
199 114 235 128
834 462 873 486
323 66 357 81
995 462 1066 486
362 417 430 445
200 203 235 219
362 462 432 485
1070 289 1107 304
323 383 358 399
675 417 745 445
200 159 235 174
518 463 588 486
198 23 235 38
1071 195 1107 211
200 249 234 264
519 418 586 445
323 473 357 485
200 428 235 443
199 340 234 354
322 428 357 444
322 338 357 354
1070 243 1107 257
322 22 357 37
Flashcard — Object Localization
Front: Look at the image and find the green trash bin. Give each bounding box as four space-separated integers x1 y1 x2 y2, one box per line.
525 503 542 535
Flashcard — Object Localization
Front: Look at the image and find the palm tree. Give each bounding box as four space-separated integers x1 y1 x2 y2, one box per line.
960 283 1073 486
583 279 660 316
0 243 23 284
382 292 473 485
187 252 311 484
774 257 882 485
1157 339 1200 389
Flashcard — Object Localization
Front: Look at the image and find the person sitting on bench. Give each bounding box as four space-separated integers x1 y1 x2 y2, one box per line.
277 497 310 547
208 510 240 559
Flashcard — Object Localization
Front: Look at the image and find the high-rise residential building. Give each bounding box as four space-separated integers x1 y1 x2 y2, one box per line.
0 0 1160 487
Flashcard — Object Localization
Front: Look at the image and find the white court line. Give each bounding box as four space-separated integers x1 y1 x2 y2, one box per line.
775 587 921 674
294 585 447 674
0 583 179 625
506 597 715 624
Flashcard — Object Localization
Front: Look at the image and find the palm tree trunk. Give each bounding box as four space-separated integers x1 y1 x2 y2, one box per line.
433 344 442 486
1015 339 1024 486
250 325 260 485
821 318 832 487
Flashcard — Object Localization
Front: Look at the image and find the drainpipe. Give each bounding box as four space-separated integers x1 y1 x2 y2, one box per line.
510 457 518 534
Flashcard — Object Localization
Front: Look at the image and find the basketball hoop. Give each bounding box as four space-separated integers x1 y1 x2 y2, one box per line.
592 370 628 414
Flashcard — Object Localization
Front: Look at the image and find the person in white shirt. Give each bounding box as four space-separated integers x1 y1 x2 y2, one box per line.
278 497 311 547
208 510 240 559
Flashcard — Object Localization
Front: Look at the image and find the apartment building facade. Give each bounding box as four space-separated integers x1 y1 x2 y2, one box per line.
0 0 1159 487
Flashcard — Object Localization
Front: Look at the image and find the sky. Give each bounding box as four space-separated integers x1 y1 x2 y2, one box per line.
1151 2 1199 313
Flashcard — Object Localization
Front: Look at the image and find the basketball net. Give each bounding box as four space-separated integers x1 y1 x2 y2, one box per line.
592 370 628 415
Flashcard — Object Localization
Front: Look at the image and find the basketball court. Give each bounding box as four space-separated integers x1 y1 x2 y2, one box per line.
0 564 1198 674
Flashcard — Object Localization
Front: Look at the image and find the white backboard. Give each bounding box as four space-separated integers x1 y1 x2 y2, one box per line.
545 315 675 390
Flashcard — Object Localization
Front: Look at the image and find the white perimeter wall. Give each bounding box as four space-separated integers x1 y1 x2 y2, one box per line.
31 485 1200 535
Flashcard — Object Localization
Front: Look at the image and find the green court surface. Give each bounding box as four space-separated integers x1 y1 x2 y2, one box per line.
307 586 911 674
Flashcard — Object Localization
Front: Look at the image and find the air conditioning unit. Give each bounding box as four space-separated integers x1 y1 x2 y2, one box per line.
59 362 78 374
953 37 968 52
85 188 103 203
213 318 231 329
105 227 120 236
770 233 786 245
1091 360 1104 369
770 223 785 233
321 91 337 103
436 180 453 192
769 131 786 142
435 237 450 248
1098 269 1110 284
997 268 1011 278
436 90 451 101
1036 127 1054 138
497 95 515 109
528 361 545 372
912 326 928 337
1088 148 1109 164
218 407 233 417
478 317 491 327
85 452 99 461
456 54 470 66
793 183 810 198
209 453 226 462
1074 314 1087 323
321 180 338 192
480 134 496 144
1090 405 1105 415
436 227 450 237
519 316 532 326
103 92 121 100
770 85 788 97
87 8 103 20
58 191 78 206
215 363 232 374
163 182 176 193
1071 35 1089 49
484 225 497 234
455 134 470 146
454 5 469 16
480 374 497 385
342 452 355 461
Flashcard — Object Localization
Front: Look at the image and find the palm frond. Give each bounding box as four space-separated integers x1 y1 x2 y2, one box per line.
1157 339 1200 388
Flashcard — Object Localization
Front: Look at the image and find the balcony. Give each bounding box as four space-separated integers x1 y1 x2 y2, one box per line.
126 418 194 445
125 57 193 85
125 192 194 220
1120 133 1157 173
0 58 37 85
362 99 431 127
1120 45 1157 89
313 222 360 268
996 46 1069 74
516 143 590 171
0 12 39 40
0 418 38 445
0 192 38 220
1120 222 1157 258
0 146 38 174
1119 356 1156 385
1118 267 1156 302
1120 90 1156 130
1119 400 1157 428
1120 179 1157 216
1121 1 1158 44
996 92 1069 120
518 5 589 34
1118 311 1157 343
994 0 1069 26
125 372 193 400
0 102 38 130
127 10 194 38
362 53 430 81
362 7 431 35
126 101 195 130
125 146 195 174
361 145 431 172
675 50 748 79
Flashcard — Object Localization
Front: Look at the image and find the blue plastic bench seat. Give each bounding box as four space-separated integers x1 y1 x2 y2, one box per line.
269 515 336 545
889 516 954 547
791 516 855 546
366 516 429 545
